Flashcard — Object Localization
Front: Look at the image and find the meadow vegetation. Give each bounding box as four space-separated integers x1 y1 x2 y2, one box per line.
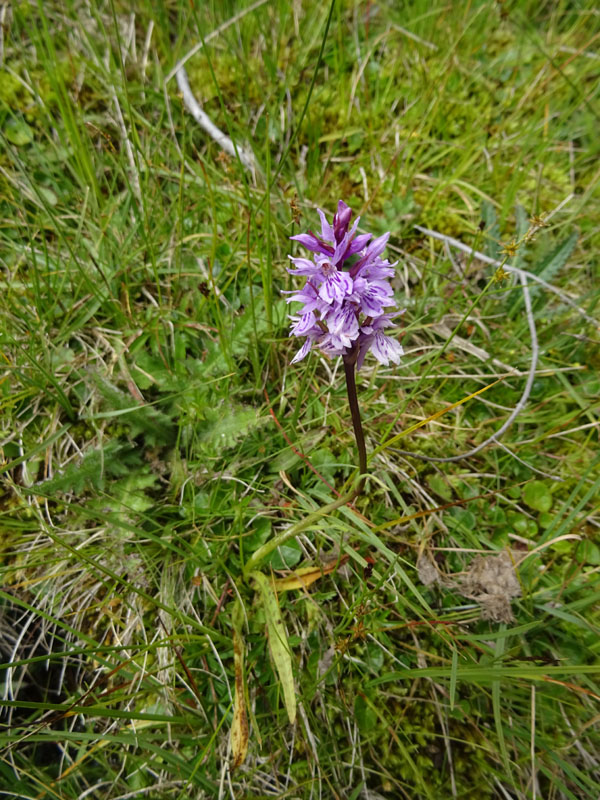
1 1 599 797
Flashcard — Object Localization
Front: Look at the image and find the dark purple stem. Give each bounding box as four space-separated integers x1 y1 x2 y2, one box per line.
343 347 367 495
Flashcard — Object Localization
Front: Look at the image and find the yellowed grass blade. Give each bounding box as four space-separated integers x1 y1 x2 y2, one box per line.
230 598 249 769
272 554 349 592
251 571 296 724
373 378 503 456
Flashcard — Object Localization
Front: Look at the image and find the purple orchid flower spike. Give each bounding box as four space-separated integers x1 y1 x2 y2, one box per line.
287 200 406 496
287 201 404 371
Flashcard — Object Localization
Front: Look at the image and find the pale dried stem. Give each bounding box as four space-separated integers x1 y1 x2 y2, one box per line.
386 220 596 472
175 66 256 172
391 270 541 466
166 0 265 172
414 224 597 326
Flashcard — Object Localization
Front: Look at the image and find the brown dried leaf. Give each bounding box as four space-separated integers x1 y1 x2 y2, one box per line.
230 599 249 768
417 553 439 587
461 551 521 623
272 554 349 592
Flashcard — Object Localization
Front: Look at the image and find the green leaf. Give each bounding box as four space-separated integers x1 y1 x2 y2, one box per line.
578 540 600 566
4 118 34 145
251 572 296 724
108 472 157 515
132 351 184 391
427 474 452 501
310 447 337 484
35 442 135 494
268 541 302 570
448 508 476 530
245 517 271 552
38 185 58 206
198 404 263 454
92 375 175 446
512 203 531 271
481 200 501 260
365 643 384 673
508 511 529 535
550 538 573 554
536 232 579 284
450 647 458 710
354 694 377 733
515 203 529 239
539 512 554 528
523 481 553 513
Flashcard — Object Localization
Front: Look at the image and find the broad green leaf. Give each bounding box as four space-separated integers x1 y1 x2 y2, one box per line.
537 231 579 283
245 517 271 552
38 185 58 206
91 375 175 446
578 540 600 566
251 572 296 724
364 643 384 673
35 442 135 494
267 541 302 570
198 404 263 454
354 694 377 733
523 481 553 513
4 118 34 145
426 474 452 501
109 472 157 515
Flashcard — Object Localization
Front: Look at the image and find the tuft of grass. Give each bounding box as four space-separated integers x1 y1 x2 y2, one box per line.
1 1 599 798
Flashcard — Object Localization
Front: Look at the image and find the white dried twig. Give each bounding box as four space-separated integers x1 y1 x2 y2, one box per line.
414 224 597 326
386 220 597 471
175 66 256 172
166 1 267 172
0 3 11 67
391 270 539 466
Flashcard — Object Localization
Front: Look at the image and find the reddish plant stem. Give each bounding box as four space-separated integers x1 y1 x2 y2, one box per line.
343 347 367 494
